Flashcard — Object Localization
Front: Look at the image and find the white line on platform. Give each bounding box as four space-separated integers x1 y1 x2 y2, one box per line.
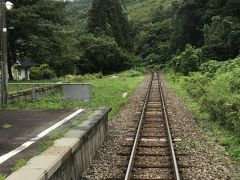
0 109 84 165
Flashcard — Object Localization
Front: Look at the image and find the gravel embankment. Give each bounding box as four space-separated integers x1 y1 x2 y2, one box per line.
82 74 151 179
82 73 240 180
160 74 240 179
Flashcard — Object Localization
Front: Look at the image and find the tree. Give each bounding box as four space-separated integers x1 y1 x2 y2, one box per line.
171 44 203 75
135 19 172 61
88 0 133 50
77 35 132 74
171 0 208 51
204 0 228 22
203 16 240 60
224 0 240 18
7 0 79 76
30 64 54 80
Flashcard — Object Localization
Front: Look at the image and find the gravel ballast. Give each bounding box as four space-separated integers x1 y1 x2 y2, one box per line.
82 73 240 179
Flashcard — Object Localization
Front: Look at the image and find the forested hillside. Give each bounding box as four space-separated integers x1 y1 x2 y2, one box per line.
8 0 240 76
6 0 240 162
8 0 141 76
125 0 240 67
125 0 174 67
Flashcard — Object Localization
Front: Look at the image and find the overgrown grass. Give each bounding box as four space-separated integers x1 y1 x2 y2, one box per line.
6 69 145 119
36 128 69 155
1 124 13 129
86 73 144 119
10 159 27 172
166 72 240 162
71 111 92 127
0 174 5 180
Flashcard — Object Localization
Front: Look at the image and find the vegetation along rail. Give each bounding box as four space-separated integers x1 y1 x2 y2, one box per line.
108 71 183 180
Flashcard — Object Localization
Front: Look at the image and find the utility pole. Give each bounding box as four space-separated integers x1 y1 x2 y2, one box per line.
0 0 9 106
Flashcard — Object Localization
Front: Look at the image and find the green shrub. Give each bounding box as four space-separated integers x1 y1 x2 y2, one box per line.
83 73 99 80
39 64 54 79
167 71 240 161
171 44 204 75
118 69 144 77
30 67 43 80
172 68 240 135
62 72 104 82
230 68 240 93
40 64 50 71
198 72 240 132
200 56 240 77
202 95 240 133
199 60 222 77
227 97 240 133
95 72 104 79
30 64 55 80
40 64 55 79
41 68 54 79
218 56 240 73
182 73 209 99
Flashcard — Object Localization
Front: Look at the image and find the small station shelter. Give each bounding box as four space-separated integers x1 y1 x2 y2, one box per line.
12 59 39 80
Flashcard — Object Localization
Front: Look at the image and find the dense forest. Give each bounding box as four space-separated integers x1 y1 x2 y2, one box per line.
8 0 240 76
6 0 240 160
7 0 136 77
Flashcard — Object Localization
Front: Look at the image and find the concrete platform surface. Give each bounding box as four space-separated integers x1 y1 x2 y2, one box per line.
0 109 84 175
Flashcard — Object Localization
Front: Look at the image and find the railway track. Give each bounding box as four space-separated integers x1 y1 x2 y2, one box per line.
109 71 182 180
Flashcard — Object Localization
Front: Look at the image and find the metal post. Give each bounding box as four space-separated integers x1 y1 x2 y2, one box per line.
0 1 3 109
0 0 9 105
88 84 92 107
32 83 35 102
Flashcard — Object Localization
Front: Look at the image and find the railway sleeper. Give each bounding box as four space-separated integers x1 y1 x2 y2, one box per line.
117 152 170 156
116 164 172 169
133 164 172 169
132 169 174 180
121 143 169 148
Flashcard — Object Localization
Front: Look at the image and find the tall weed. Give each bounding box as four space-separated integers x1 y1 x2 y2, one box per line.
171 69 240 135
167 70 240 161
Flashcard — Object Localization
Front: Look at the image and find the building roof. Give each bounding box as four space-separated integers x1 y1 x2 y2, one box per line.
16 60 39 67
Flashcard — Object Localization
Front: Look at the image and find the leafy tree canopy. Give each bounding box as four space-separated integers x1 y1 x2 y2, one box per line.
77 35 134 74
88 0 133 50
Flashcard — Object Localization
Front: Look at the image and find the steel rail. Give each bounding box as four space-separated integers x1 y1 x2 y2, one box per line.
157 72 181 180
124 71 154 180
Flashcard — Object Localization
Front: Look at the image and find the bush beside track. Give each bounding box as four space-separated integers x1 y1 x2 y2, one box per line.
166 56 240 161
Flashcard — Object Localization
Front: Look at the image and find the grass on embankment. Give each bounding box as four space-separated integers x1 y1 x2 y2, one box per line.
6 69 145 119
165 72 240 163
0 174 5 180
